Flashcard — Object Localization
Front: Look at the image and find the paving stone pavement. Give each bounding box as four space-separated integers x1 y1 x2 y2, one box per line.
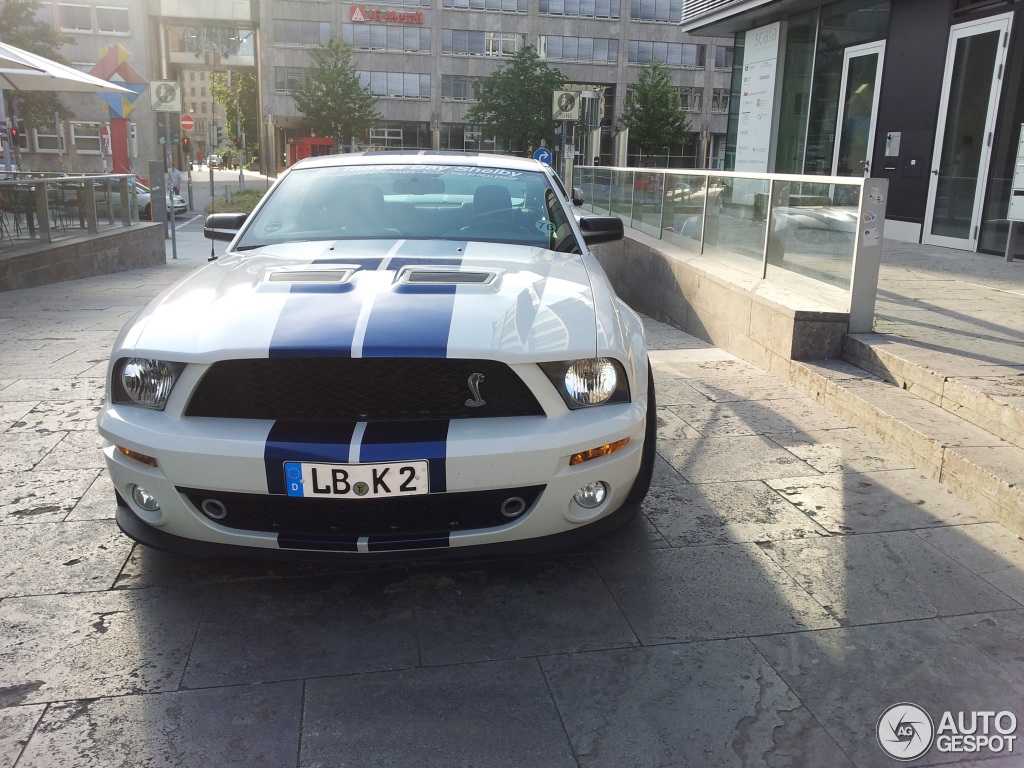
1 236 1022 767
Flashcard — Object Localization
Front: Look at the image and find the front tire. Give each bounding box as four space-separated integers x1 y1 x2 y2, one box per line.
626 361 656 504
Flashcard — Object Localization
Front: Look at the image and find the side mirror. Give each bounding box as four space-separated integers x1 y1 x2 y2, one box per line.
572 187 585 206
579 215 623 245
204 212 248 241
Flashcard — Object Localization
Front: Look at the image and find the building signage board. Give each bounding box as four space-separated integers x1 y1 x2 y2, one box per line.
735 22 781 173
350 6 423 24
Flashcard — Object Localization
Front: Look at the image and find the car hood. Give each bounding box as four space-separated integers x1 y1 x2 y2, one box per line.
118 239 601 362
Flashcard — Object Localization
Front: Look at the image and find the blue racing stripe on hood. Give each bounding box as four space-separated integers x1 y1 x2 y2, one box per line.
268 243 394 358
359 242 465 358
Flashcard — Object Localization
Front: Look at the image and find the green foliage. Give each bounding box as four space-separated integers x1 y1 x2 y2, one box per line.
466 46 565 155
616 62 692 162
0 0 73 130
290 38 380 148
210 71 259 158
207 188 265 214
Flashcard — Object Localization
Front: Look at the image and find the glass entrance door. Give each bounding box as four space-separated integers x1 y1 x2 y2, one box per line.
924 14 1011 250
832 42 884 176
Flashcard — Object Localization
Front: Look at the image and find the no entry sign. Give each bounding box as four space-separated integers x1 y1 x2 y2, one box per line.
180 114 194 132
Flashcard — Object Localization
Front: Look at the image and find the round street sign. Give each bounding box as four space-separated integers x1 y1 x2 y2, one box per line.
533 147 553 165
180 114 194 132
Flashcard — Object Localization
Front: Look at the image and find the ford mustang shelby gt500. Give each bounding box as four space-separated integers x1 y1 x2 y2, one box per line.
98 152 654 559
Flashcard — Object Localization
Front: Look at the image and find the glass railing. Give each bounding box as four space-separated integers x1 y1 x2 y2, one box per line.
575 166 888 331
0 173 140 250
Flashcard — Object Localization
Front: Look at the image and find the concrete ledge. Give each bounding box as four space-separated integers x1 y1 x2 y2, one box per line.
596 228 851 369
0 223 165 292
777 359 1024 536
844 334 1024 450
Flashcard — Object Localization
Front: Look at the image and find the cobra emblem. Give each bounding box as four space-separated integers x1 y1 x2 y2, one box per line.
465 372 486 408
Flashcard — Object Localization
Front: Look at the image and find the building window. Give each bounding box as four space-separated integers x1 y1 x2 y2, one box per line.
95 6 129 34
711 88 729 113
443 0 528 12
539 0 619 19
274 66 306 92
442 74 484 101
677 87 703 111
273 19 332 47
189 71 196 82
343 24 431 53
714 45 734 70
70 122 102 154
542 36 618 63
370 126 405 148
358 71 431 99
629 0 683 23
443 30 523 57
628 41 705 68
57 4 92 32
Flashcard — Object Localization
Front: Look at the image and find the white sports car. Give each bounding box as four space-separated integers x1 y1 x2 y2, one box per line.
98 152 654 559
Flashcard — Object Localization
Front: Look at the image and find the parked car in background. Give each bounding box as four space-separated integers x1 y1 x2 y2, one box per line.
207 154 222 168
100 178 187 219
98 152 653 561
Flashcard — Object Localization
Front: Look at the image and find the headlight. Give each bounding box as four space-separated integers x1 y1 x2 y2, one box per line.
112 358 184 410
540 358 630 409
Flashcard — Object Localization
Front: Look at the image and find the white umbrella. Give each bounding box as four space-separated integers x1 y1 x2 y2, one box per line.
0 43 133 171
0 42 132 93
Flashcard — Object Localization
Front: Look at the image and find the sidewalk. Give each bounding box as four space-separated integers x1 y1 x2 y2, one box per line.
1 230 1022 766
786 239 1024 534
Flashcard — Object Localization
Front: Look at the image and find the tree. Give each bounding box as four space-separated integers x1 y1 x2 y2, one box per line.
290 38 380 149
0 0 73 131
211 70 259 158
616 62 692 165
466 46 564 155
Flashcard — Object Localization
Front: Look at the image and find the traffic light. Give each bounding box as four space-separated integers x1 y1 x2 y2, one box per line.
233 136 241 148
182 136 191 151
10 126 18 143
214 124 222 145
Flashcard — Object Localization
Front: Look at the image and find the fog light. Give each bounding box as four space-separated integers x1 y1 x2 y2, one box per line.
573 481 608 509
130 484 160 512
201 498 228 520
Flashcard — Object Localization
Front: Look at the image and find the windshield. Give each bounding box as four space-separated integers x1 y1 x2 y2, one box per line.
235 163 577 251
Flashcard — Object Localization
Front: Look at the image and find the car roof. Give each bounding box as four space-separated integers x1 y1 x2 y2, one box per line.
290 151 545 173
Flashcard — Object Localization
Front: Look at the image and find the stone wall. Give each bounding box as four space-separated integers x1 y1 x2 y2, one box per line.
596 228 851 369
0 224 165 292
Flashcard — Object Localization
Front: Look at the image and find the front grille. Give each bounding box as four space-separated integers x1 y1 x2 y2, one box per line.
184 358 545 421
178 485 546 537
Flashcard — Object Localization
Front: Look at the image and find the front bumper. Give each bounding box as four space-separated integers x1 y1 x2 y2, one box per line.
99 402 647 559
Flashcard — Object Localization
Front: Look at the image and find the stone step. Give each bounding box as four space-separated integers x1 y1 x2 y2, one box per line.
843 333 1024 450
783 358 1024 536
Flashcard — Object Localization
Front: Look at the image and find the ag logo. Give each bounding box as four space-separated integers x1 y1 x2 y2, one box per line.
877 703 935 761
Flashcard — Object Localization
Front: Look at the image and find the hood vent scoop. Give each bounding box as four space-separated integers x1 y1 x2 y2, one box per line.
400 268 497 286
262 267 356 284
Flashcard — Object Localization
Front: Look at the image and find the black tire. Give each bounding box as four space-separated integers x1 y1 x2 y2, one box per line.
626 361 657 504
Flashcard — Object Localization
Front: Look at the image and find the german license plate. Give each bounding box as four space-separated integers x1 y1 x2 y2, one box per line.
284 461 429 499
